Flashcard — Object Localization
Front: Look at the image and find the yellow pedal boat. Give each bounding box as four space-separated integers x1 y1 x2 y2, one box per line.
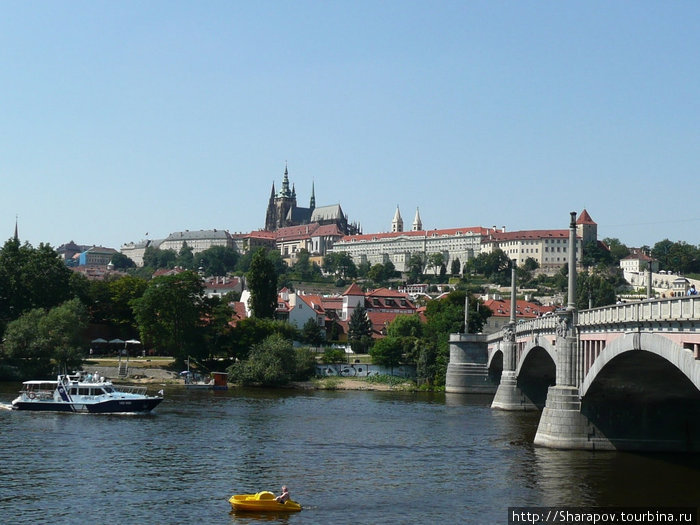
229 491 302 512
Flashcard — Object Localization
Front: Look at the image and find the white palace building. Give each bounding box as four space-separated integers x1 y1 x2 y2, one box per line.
329 207 597 274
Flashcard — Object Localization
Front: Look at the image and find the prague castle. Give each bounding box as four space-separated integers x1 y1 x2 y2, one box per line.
264 164 360 236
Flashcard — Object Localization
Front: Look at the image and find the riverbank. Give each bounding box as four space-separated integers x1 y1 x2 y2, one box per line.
94 367 414 391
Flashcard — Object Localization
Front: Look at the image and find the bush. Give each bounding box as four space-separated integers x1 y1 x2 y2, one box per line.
227 334 295 386
322 347 346 364
293 347 318 381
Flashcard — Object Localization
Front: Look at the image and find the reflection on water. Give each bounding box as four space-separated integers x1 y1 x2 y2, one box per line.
1 383 698 525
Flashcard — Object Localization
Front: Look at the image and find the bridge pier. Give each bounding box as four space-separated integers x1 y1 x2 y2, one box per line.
492 331 539 410
445 334 498 394
533 385 615 450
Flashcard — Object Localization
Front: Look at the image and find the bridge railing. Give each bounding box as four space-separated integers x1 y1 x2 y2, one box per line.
514 315 559 337
577 296 700 326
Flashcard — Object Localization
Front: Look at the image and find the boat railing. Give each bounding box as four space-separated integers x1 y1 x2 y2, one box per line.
115 385 148 396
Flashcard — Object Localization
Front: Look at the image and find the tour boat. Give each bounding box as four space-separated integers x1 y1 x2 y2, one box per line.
229 492 302 512
10 372 163 413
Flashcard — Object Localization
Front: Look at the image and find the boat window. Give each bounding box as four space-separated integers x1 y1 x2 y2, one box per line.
79 388 91 395
103 387 114 393
70 388 79 395
90 388 106 395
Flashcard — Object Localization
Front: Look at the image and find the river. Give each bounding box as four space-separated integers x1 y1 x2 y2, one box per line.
1 383 698 524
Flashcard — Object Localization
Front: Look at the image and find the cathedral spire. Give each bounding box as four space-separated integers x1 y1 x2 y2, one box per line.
14 214 19 242
281 163 291 197
310 180 316 210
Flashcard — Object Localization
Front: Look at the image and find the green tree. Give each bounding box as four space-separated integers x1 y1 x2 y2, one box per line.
367 263 386 284
472 249 511 285
576 270 619 309
293 346 318 380
0 239 73 336
111 252 136 270
131 271 206 363
227 333 296 386
422 290 490 386
357 260 371 278
407 253 425 284
348 305 373 353
427 253 444 276
142 246 177 269
108 275 148 337
323 252 357 279
322 347 347 364
230 318 299 361
370 336 404 372
201 296 235 359
523 257 540 272
3 298 87 377
581 241 612 267
176 243 194 269
194 245 239 276
292 249 321 280
301 318 324 346
450 258 461 275
247 248 279 318
654 241 700 274
603 238 630 265
386 314 424 338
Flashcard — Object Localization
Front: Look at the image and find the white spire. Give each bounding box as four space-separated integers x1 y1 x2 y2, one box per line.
412 207 422 231
391 205 403 233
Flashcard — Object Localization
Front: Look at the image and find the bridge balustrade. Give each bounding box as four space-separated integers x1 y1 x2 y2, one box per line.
514 315 558 337
577 296 700 327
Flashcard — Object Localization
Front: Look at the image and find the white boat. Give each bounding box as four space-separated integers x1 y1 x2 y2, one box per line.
10 372 163 413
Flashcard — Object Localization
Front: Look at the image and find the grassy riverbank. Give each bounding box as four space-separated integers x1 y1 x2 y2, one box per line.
83 357 419 391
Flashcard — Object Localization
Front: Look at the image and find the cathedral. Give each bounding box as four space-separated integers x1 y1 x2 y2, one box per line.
264 165 361 235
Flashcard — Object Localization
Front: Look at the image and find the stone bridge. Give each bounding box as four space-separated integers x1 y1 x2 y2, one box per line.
446 212 700 451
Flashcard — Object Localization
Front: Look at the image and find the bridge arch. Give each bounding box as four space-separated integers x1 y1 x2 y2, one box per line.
486 346 502 372
580 332 700 451
581 332 700 397
516 337 556 376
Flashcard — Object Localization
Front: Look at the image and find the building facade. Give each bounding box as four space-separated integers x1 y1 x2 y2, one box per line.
330 226 488 273
158 229 233 255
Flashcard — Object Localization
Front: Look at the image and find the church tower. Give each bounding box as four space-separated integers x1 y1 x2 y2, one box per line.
576 209 597 245
391 205 404 233
412 207 422 231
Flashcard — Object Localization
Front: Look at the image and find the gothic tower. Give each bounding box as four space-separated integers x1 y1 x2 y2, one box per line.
264 182 278 231
309 181 316 211
265 164 298 230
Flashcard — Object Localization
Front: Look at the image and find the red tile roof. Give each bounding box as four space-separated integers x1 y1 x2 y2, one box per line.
484 229 575 241
342 282 365 296
338 226 489 243
483 299 555 319
576 209 596 225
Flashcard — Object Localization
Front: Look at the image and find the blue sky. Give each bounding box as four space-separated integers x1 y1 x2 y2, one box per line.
2 1 698 250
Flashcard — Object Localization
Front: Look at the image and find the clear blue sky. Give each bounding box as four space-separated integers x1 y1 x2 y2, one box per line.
2 1 698 250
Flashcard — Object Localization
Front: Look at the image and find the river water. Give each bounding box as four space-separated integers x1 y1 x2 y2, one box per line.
1 383 698 524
